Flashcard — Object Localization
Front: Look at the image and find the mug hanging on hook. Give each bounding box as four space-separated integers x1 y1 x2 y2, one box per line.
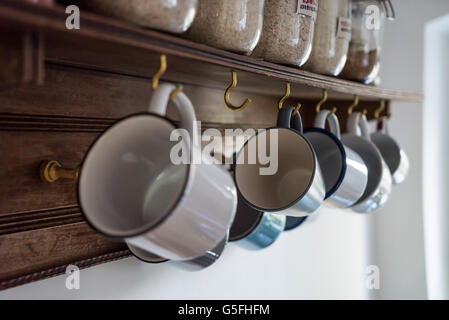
371 109 410 185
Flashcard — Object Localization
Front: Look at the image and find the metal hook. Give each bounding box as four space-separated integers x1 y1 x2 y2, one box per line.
359 109 368 119
315 89 328 113
278 82 291 110
39 160 80 183
292 103 302 115
224 71 252 111
326 107 337 120
152 54 167 90
169 84 183 100
374 100 386 119
347 95 360 115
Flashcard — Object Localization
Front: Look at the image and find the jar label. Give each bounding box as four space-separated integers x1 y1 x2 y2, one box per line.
336 17 352 40
296 0 318 20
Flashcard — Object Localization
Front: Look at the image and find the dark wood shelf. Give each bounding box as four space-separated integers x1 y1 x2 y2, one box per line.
0 0 423 102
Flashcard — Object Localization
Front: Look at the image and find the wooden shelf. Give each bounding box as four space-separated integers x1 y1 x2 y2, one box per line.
0 0 423 102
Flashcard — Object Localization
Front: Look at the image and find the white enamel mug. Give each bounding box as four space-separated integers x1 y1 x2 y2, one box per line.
341 112 392 213
371 118 409 185
304 110 368 208
234 106 325 217
78 83 237 260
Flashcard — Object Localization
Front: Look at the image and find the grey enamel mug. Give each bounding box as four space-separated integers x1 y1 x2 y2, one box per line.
341 112 392 213
371 118 409 185
229 194 286 250
304 110 368 208
234 106 325 217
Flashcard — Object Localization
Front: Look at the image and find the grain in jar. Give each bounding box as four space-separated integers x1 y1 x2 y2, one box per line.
186 0 265 55
252 0 317 67
340 0 394 84
71 0 198 34
303 0 351 76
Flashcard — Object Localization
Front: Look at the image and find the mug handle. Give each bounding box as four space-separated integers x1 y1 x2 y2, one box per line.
277 106 295 129
347 112 371 140
314 110 341 139
148 83 199 148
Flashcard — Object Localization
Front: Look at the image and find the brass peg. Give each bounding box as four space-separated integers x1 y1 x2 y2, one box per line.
39 160 80 183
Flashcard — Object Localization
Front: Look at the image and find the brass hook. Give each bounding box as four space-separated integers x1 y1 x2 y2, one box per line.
278 82 291 110
359 109 368 119
326 107 337 120
224 71 252 111
374 100 386 119
39 160 80 183
292 103 302 115
152 54 167 90
348 95 360 115
169 84 183 100
315 89 328 113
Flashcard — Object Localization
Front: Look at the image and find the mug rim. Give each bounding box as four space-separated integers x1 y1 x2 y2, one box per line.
303 127 347 200
127 243 169 264
78 112 192 240
234 126 317 213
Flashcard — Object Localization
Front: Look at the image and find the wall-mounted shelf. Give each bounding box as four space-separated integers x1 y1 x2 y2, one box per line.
0 0 423 102
0 0 422 291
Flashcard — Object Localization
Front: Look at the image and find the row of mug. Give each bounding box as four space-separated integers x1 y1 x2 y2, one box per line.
77 83 408 271
234 103 409 219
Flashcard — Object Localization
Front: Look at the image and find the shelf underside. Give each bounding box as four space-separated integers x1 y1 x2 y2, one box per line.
0 0 423 102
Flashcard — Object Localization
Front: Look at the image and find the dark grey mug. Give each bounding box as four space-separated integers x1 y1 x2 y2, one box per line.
371 118 409 185
342 112 392 213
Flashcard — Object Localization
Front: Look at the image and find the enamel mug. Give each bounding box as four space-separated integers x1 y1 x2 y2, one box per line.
234 106 325 217
229 194 286 250
127 235 228 272
341 112 392 213
303 110 368 208
78 83 237 261
371 118 409 185
284 216 308 231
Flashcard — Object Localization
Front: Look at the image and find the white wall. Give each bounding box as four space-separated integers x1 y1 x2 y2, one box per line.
423 14 449 300
368 0 449 299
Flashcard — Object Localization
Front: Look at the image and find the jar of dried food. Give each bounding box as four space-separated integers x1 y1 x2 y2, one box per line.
186 0 265 55
71 0 198 34
251 0 318 67
340 0 395 84
303 0 351 76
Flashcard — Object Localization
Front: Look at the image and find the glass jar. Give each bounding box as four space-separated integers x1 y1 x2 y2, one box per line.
73 0 198 34
186 0 265 55
303 0 351 76
340 0 395 84
251 0 318 67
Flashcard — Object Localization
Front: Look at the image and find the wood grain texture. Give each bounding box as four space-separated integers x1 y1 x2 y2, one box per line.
0 28 44 90
0 0 422 101
0 222 128 290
